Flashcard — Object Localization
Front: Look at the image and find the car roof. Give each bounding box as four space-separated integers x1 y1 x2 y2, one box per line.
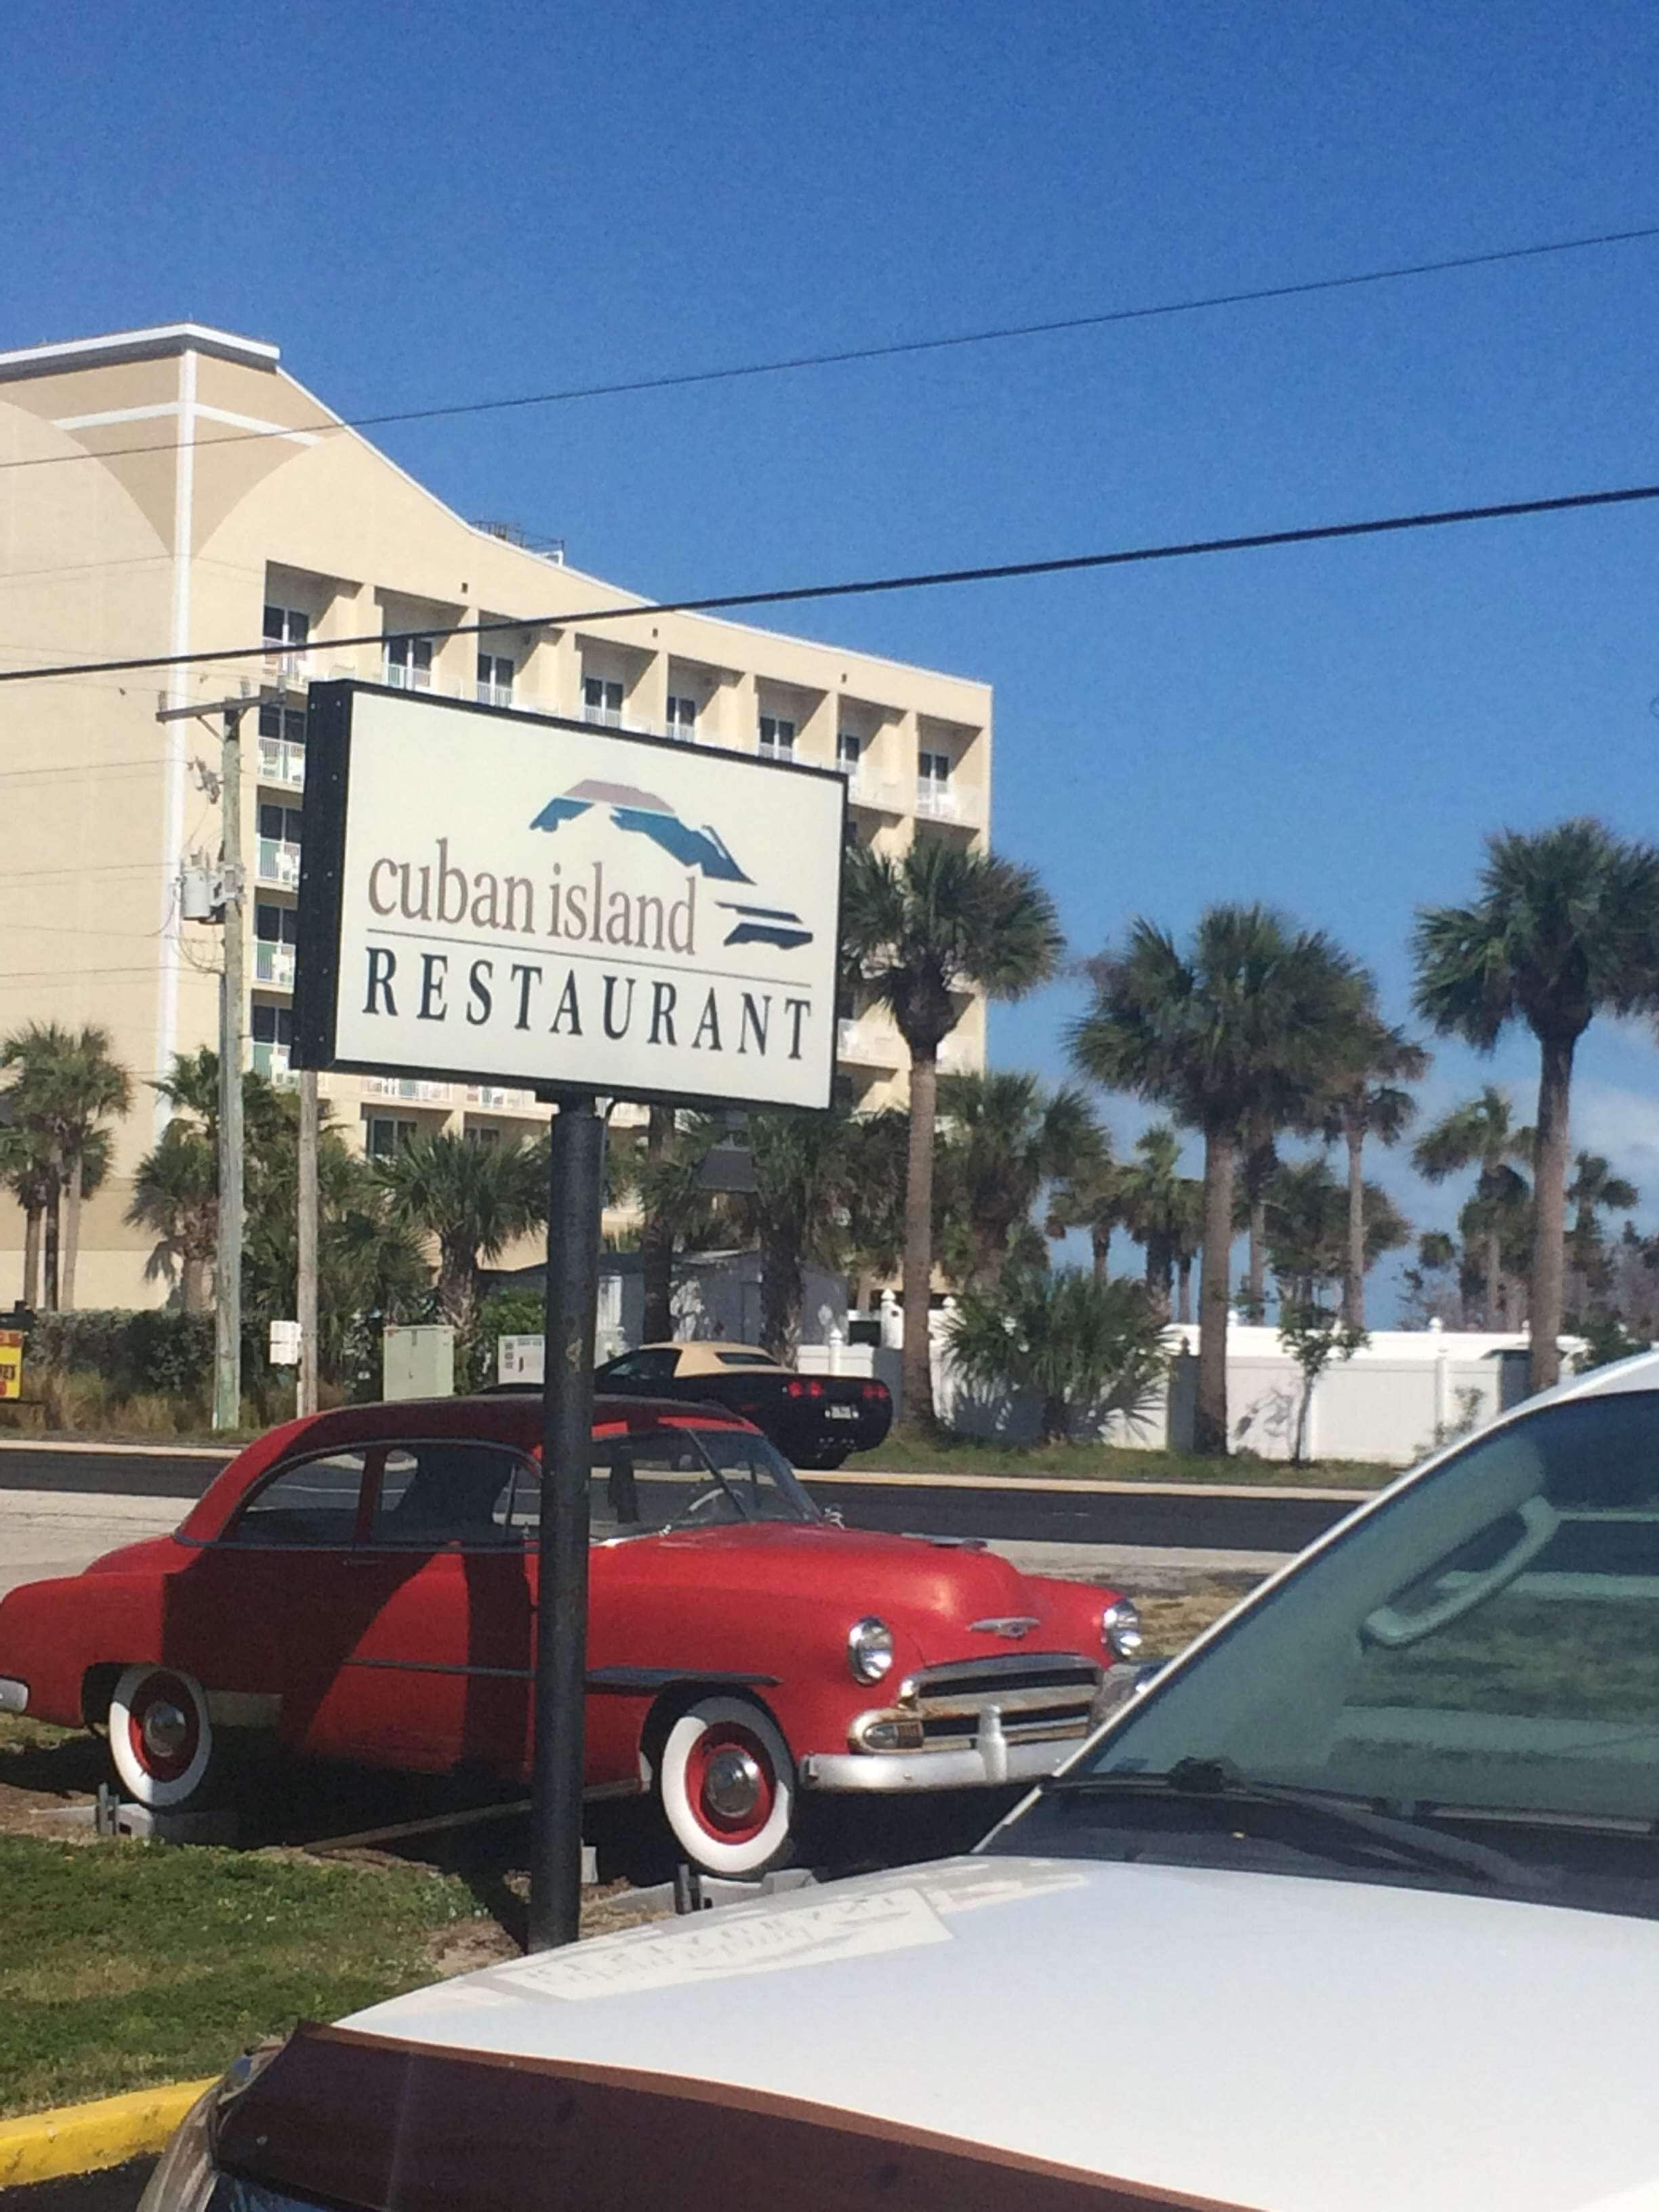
634 1342 785 1375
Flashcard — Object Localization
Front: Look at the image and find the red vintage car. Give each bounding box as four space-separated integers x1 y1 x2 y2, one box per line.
0 1393 1142 1875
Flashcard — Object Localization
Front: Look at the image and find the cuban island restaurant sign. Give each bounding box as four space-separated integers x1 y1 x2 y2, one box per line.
291 681 845 1110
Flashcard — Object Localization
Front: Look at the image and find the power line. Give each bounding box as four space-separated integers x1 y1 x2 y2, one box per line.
3 474 1659 689
3 220 1658 480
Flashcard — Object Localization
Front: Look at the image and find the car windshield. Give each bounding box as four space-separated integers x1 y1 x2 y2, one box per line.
997 1382 1659 1910
590 1423 819 1540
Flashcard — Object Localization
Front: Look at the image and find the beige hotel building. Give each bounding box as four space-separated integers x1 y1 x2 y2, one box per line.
0 323 993 1309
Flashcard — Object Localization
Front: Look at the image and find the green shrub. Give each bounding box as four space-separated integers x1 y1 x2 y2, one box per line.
27 1309 213 1397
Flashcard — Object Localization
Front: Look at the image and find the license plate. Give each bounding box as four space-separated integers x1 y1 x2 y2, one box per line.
825 1406 858 1422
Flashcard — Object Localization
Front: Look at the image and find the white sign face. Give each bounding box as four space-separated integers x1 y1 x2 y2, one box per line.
294 685 844 1109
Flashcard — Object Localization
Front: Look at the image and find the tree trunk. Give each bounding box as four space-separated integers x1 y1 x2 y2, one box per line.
1341 1125 1365 1328
1038 1393 1069 1446
1145 1235 1172 1324
1529 1033 1574 1394
1246 1197 1266 1319
1176 1254 1193 1326
62 1153 83 1313
900 1046 939 1428
1483 1214 1501 1332
1090 1225 1110 1280
1195 1127 1235 1456
182 1254 208 1314
41 1177 60 1313
759 1225 802 1363
21 1205 40 1309
437 1244 476 1341
640 1106 675 1342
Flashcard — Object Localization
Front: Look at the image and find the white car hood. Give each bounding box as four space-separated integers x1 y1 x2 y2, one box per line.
346 1853 1659 2212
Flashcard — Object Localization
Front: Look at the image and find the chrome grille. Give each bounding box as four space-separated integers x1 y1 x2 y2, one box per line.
885 1652 1102 1752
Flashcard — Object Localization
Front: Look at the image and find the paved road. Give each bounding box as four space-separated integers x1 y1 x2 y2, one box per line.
0 1442 1360 1555
0 2162 154 2211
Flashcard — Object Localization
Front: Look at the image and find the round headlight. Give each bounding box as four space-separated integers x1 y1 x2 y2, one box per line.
1101 1599 1143 1661
847 1616 895 1684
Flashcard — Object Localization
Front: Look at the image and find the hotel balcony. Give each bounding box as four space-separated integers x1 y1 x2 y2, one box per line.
250 1042 296 1088
466 1084 538 1110
836 1017 904 1073
253 941 295 990
257 735 306 789
256 838 302 888
363 1074 455 1105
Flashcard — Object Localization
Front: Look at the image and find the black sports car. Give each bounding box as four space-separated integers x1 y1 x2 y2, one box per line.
592 1341 893 1469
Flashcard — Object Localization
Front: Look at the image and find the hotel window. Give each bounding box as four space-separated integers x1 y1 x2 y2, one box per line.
665 693 698 742
477 653 514 706
263 604 309 651
251 1002 293 1049
366 1115 417 1159
258 803 304 846
258 701 305 747
836 731 861 775
583 676 623 727
385 634 433 690
255 903 299 947
464 1124 503 1149
758 714 796 761
918 748 954 808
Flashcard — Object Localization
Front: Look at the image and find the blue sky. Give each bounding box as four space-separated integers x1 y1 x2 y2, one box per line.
7 0 1659 1311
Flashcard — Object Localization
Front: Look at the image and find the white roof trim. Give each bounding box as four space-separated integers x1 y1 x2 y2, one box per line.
0 323 281 383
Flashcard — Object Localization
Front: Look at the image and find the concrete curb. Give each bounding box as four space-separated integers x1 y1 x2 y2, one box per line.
813 1468 1374 1502
0 2077 216 2187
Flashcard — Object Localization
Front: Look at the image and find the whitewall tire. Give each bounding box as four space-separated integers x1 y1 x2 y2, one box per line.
108 1664 214 1808
657 1696 795 1876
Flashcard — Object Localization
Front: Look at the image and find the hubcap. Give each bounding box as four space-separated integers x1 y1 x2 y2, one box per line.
141 1700 190 1760
702 1744 763 1821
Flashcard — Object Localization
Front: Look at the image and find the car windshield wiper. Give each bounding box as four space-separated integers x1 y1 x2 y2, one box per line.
1051 1755 1554 1893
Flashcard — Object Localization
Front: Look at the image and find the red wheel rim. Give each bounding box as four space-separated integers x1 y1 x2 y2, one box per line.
684 1721 777 1843
125 1671 200 1784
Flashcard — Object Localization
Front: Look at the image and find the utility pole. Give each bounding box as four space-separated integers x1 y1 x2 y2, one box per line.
214 703 246 1432
158 693 250 1434
527 1092 605 1952
297 1069 319 1416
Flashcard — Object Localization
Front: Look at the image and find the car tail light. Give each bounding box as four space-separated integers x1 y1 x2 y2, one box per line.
807 1378 824 1398
785 1379 805 1398
861 1382 888 1401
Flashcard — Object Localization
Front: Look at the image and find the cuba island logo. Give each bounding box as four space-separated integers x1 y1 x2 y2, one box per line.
529 777 814 952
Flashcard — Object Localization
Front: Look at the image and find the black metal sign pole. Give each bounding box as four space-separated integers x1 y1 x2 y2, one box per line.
528 1092 606 1951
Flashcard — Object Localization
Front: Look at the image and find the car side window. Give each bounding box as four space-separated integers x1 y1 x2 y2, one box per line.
587 1425 741 1537
602 1349 680 1385
222 1451 369 1547
367 1440 537 1550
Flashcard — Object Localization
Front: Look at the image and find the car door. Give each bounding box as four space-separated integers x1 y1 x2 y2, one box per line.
327 1436 541 1774
167 1446 375 1744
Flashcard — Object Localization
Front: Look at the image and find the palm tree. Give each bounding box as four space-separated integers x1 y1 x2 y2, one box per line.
638 1106 678 1342
1044 1153 1124 1281
933 1071 1105 1289
1114 1124 1201 1323
2 1022 134 1309
1410 1087 1532 1329
710 1105 906 1360
0 1121 56 1308
1262 1155 1410 1308
1321 1014 1428 1328
1071 905 1369 1455
1415 821 1659 1390
375 1129 546 1335
1564 1151 1639 1316
842 840 1063 1427
945 1269 1166 1446
126 1120 218 1311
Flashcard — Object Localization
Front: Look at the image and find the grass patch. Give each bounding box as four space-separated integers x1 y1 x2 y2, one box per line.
848 1431 1391 1488
1138 1582 1255 1656
0 1835 486 2116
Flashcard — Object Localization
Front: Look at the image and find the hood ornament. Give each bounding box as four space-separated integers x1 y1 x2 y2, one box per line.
968 1616 1040 1639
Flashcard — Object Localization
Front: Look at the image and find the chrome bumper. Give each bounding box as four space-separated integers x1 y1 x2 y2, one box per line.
800 1710 1075 1794
0 1677 28 1715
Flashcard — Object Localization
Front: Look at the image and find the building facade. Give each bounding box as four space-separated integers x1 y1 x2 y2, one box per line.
0 324 992 1308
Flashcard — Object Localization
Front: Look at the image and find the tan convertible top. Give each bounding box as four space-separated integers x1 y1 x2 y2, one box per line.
647 1342 786 1376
